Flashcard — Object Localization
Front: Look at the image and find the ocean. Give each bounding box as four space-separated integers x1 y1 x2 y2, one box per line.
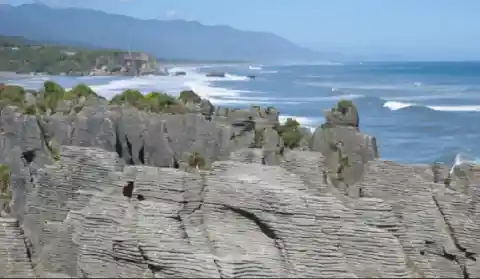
1 61 480 165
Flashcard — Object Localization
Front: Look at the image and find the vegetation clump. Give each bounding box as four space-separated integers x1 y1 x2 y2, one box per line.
335 99 355 115
187 152 207 170
277 118 303 149
110 89 144 107
110 89 204 114
0 35 150 75
37 81 66 113
0 164 12 200
141 92 177 112
0 82 209 116
0 84 26 109
64 83 102 100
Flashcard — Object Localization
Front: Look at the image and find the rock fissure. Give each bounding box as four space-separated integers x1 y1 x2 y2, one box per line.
223 205 291 273
432 195 475 279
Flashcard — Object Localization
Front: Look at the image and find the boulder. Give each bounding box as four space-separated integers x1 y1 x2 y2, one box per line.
205 72 226 78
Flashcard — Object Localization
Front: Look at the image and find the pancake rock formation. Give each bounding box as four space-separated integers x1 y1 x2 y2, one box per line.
0 87 479 278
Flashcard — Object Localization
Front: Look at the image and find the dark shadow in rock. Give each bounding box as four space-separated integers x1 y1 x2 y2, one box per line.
139 144 145 164
225 205 278 240
123 181 134 198
21 149 36 164
114 124 123 159
125 136 134 165
173 157 179 169
466 251 477 261
137 194 145 201
359 187 364 197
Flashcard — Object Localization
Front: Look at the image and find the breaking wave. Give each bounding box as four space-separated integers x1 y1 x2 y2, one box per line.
248 65 263 70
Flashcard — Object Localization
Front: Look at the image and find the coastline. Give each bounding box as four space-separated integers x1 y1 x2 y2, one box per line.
2 63 479 166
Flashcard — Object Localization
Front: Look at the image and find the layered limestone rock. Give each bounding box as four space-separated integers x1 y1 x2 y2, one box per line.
3 145 480 278
1 95 480 278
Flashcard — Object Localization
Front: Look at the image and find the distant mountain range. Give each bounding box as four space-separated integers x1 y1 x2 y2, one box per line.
0 3 341 62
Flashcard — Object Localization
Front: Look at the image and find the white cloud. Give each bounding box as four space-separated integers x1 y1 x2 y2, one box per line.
165 9 176 19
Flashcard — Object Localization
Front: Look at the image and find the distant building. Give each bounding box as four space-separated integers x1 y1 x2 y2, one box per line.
120 52 156 75
123 52 150 62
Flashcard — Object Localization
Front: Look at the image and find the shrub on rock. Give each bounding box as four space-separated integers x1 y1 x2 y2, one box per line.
0 85 26 108
277 118 303 149
141 92 176 112
335 100 355 115
39 81 65 112
65 84 99 100
110 89 144 107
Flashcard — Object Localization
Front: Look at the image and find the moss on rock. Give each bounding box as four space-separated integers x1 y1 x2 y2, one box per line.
336 100 355 115
188 152 207 170
0 164 11 199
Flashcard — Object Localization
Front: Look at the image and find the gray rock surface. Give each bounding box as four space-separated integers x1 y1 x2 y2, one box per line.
0 99 479 278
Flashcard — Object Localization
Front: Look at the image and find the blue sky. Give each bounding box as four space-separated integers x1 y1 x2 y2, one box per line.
3 0 480 60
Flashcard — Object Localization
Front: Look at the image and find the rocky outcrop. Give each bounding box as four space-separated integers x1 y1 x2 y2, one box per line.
311 100 378 197
206 72 226 78
1 96 480 278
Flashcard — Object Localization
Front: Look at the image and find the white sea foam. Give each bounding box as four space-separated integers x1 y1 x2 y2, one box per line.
225 94 361 102
248 65 263 70
383 101 414 111
86 67 252 101
279 115 321 132
383 101 480 112
259 70 278 74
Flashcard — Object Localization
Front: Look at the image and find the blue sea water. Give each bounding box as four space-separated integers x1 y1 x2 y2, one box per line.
2 61 480 164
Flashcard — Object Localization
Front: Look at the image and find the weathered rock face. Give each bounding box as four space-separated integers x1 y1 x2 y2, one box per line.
2 145 480 278
1 98 480 278
311 101 378 198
